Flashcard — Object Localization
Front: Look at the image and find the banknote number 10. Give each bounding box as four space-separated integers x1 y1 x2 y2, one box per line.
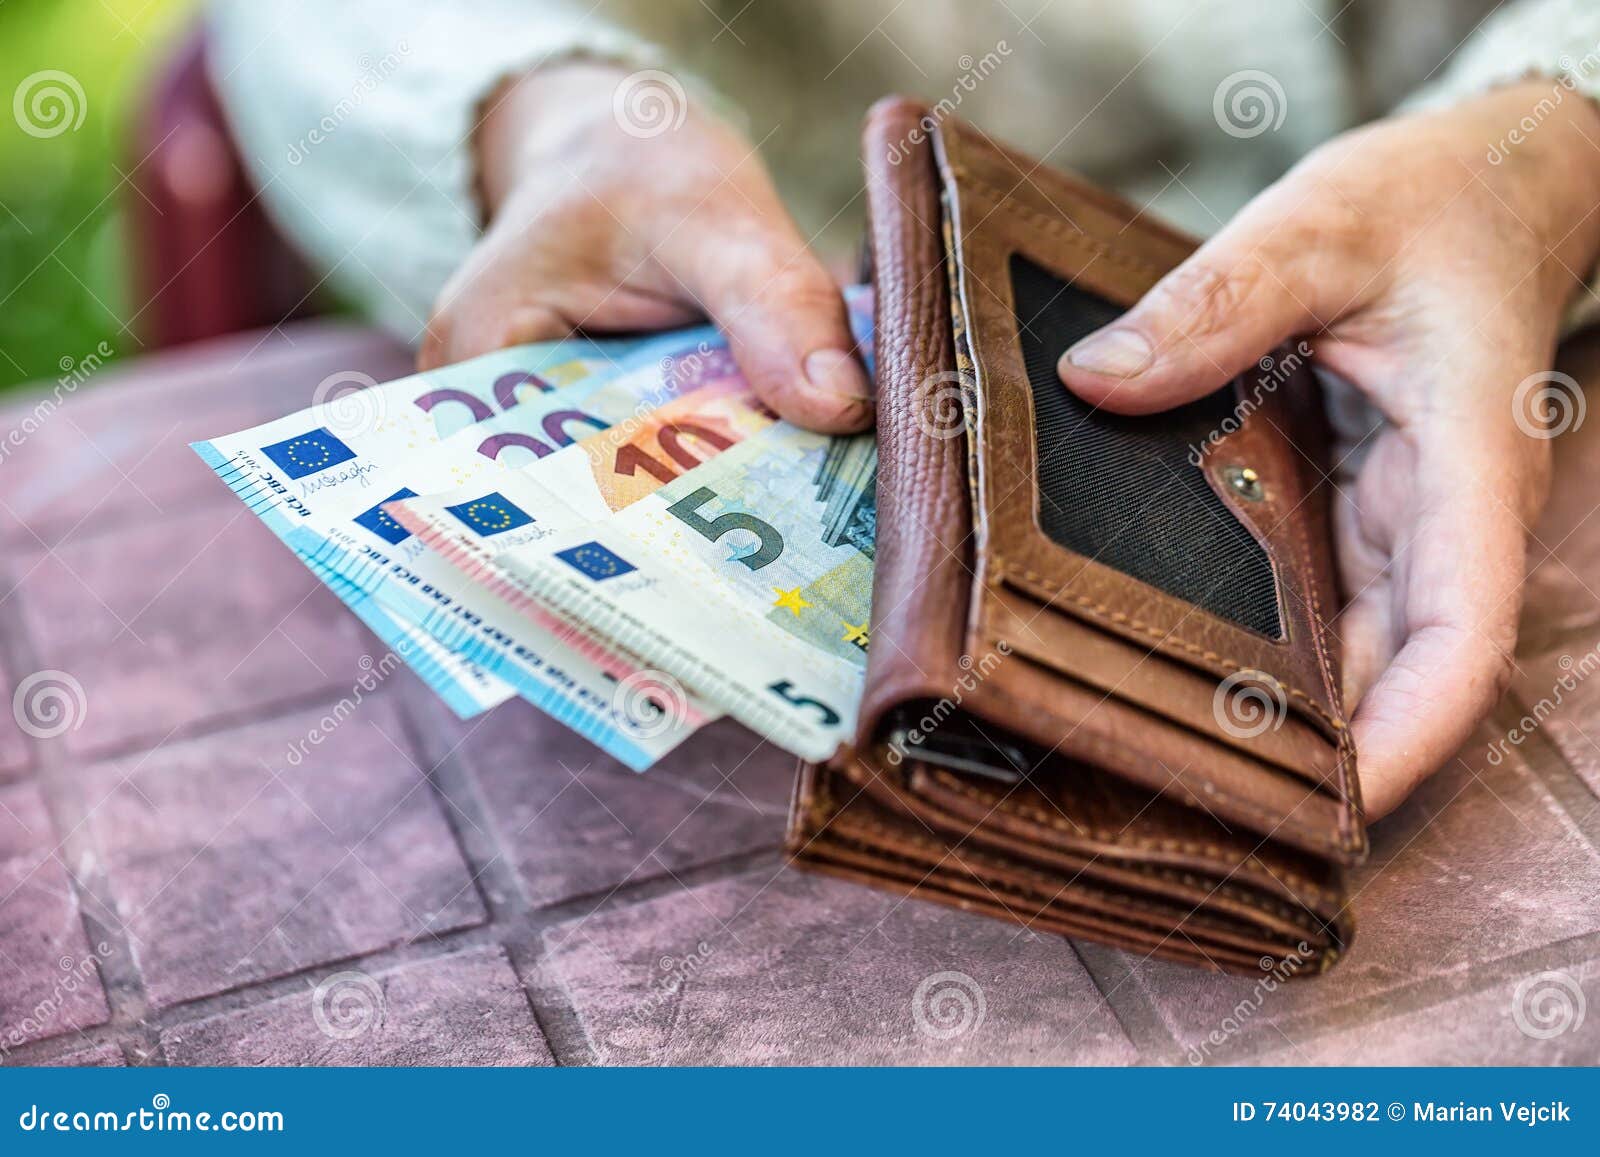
667 487 784 570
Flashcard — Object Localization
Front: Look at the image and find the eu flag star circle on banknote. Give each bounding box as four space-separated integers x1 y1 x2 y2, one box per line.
260 427 357 479
444 492 534 536
353 488 418 545
555 541 637 581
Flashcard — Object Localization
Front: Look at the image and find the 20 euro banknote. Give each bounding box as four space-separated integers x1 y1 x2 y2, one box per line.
193 327 716 722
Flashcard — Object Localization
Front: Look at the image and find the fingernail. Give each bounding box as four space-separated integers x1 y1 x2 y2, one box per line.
803 348 873 402
1065 328 1153 378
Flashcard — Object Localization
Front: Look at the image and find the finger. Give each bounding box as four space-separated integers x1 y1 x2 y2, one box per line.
1057 188 1368 415
419 292 570 372
1350 431 1538 818
662 211 872 434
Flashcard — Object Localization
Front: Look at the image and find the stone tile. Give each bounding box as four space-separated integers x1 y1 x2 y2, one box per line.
543 867 1137 1065
1518 355 1600 650
0 651 31 776
1255 959 1600 1065
80 699 484 1009
162 947 553 1066
648 717 797 814
1127 729 1600 1061
37 1041 126 1067
0 783 110 1053
1509 639 1600 801
0 324 412 549
456 701 790 909
11 505 382 758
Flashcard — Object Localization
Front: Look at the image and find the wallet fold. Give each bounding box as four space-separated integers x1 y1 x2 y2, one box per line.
786 98 1367 976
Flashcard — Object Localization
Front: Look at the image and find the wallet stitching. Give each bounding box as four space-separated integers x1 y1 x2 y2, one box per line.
954 169 1167 280
839 813 1322 938
925 769 1335 909
1284 499 1362 844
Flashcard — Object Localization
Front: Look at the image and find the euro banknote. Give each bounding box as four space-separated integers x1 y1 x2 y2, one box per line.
278 340 757 766
192 326 717 725
392 421 878 761
196 285 875 766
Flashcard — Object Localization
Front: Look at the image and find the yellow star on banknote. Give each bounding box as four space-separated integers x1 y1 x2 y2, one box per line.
772 586 812 617
841 621 869 647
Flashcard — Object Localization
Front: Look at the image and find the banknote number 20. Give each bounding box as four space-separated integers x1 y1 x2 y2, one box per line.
667 487 784 570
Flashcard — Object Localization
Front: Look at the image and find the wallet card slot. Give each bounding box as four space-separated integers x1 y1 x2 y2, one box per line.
980 649 1362 861
815 797 1338 971
986 580 1341 791
932 118 1350 739
1010 254 1283 638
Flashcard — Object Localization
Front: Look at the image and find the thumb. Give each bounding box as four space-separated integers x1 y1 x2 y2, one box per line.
1056 208 1362 415
663 212 873 434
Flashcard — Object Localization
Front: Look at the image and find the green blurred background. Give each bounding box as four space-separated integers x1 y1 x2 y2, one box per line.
0 0 198 396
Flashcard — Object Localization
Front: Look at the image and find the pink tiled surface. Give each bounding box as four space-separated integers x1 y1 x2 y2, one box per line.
2 322 1599 1066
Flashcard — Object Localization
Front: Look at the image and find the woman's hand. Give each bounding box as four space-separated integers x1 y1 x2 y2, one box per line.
1057 80 1600 818
421 60 872 434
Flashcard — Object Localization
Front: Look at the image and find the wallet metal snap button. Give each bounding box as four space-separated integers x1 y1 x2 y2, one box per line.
1222 465 1264 501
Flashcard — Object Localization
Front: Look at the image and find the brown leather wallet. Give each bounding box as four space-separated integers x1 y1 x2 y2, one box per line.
786 98 1367 976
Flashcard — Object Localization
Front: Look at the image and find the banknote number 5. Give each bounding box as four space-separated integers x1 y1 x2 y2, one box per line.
768 680 841 727
667 487 784 570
